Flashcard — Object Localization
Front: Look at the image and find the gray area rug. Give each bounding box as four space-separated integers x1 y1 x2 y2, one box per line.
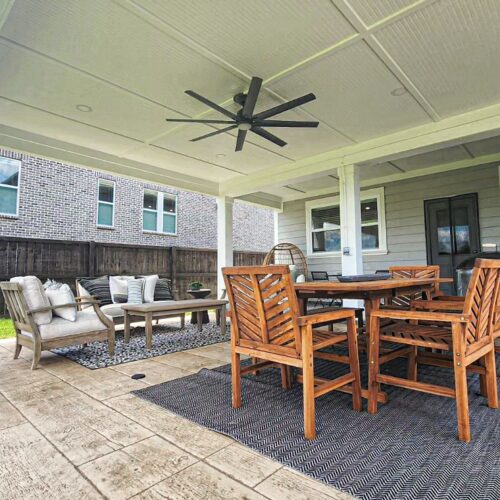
134 353 500 500
52 322 230 369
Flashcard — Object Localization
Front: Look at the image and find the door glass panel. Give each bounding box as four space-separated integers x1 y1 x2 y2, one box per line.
436 209 451 255
453 206 471 254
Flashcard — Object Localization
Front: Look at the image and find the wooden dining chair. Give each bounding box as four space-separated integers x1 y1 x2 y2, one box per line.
368 258 500 442
223 265 362 440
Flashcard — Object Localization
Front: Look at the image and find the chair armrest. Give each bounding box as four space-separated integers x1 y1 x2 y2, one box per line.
371 309 469 323
411 300 464 312
74 296 100 303
297 308 355 326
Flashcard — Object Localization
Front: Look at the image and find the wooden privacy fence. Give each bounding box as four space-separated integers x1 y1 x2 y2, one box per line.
0 237 266 315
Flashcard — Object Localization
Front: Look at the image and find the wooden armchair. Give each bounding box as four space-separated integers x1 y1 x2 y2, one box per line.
223 265 362 440
368 259 500 442
1 282 115 369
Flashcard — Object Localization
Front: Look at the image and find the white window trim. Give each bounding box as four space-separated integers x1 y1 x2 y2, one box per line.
97 179 115 229
0 157 21 218
305 187 387 257
142 190 177 236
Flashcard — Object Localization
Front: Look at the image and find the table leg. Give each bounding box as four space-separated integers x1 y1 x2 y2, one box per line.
124 312 131 344
145 312 153 350
197 311 203 332
220 305 226 335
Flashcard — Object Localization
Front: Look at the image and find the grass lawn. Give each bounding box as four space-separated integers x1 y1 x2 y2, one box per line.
0 317 15 339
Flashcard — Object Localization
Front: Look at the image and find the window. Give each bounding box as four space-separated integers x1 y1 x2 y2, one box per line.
97 180 115 228
143 190 177 234
0 157 20 217
306 187 386 256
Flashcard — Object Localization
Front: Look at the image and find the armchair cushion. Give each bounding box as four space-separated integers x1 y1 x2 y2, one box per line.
26 309 109 340
10 276 52 325
45 284 77 322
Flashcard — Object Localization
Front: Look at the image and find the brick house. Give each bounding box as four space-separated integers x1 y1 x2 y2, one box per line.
0 149 275 251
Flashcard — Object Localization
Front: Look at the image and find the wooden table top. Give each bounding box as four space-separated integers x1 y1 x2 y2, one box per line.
121 298 227 313
294 277 452 293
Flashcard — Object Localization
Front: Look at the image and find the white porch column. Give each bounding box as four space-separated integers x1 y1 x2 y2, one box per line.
216 196 234 298
338 164 363 276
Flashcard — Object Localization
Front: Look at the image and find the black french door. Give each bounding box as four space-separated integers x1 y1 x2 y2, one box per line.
424 193 480 294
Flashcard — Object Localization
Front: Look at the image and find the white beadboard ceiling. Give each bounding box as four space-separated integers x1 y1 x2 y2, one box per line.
0 0 499 201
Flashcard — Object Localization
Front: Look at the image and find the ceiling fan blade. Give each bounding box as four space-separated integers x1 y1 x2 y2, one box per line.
185 90 237 119
254 120 319 128
235 129 247 151
242 77 262 119
190 125 237 142
254 93 316 120
166 118 235 124
251 127 287 147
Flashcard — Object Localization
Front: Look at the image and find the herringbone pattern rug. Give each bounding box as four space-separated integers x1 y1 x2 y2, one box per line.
134 353 500 499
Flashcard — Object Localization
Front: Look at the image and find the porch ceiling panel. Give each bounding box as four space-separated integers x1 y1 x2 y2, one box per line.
374 0 500 117
346 0 419 25
359 163 402 179
267 40 432 142
390 145 470 172
133 0 357 79
464 135 500 157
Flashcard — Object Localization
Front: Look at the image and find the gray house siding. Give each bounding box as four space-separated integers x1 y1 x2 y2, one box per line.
278 163 500 275
0 149 274 252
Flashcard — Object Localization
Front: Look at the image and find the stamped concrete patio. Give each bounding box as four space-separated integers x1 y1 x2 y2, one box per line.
0 328 351 500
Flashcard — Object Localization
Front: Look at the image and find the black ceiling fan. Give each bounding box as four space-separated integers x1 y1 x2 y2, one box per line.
166 76 318 152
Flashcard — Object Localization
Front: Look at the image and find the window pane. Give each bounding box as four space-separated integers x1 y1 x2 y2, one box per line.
97 202 113 226
0 158 19 186
144 192 157 210
163 213 176 233
0 186 17 214
361 198 378 223
143 210 157 231
362 225 379 249
98 182 114 202
163 196 176 213
312 205 340 230
312 229 340 252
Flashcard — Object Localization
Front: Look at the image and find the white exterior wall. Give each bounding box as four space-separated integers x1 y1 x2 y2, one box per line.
277 164 500 275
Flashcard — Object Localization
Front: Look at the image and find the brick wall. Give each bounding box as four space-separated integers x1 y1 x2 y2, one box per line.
0 149 275 252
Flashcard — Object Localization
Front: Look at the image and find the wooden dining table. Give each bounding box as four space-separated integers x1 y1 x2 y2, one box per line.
294 277 453 403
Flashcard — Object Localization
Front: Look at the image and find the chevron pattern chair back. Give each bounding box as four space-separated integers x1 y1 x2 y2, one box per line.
223 265 302 357
462 259 500 346
388 265 441 307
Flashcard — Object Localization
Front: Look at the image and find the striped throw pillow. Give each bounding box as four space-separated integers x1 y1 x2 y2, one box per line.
154 278 174 300
78 276 112 305
127 278 144 304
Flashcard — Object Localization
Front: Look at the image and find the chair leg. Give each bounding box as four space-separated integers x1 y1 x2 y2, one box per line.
368 315 381 414
216 309 220 326
231 349 242 408
31 342 41 370
13 343 22 360
407 346 418 381
356 309 364 331
302 325 316 440
252 357 260 375
346 315 362 412
180 313 185 329
280 365 293 390
483 348 499 409
478 357 488 397
452 324 471 442
108 329 115 356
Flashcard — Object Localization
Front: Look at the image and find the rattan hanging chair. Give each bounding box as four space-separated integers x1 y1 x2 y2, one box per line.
263 243 308 278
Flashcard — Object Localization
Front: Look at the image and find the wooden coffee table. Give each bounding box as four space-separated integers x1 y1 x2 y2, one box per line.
121 299 228 350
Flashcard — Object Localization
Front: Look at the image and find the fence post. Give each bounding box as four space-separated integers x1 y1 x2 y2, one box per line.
88 241 96 276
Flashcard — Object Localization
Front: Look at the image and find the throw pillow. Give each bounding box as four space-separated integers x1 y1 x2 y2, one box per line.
140 275 159 303
10 276 52 326
109 276 133 303
45 284 77 322
113 293 128 304
154 278 174 300
78 276 112 305
127 278 144 304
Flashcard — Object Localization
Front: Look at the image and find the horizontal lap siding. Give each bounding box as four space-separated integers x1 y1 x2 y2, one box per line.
278 164 500 275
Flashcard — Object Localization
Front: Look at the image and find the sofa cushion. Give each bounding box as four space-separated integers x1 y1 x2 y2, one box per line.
109 276 133 303
127 278 144 304
78 276 112 305
45 284 77 322
140 275 159 303
23 309 108 341
101 301 177 318
154 278 174 301
11 276 52 325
